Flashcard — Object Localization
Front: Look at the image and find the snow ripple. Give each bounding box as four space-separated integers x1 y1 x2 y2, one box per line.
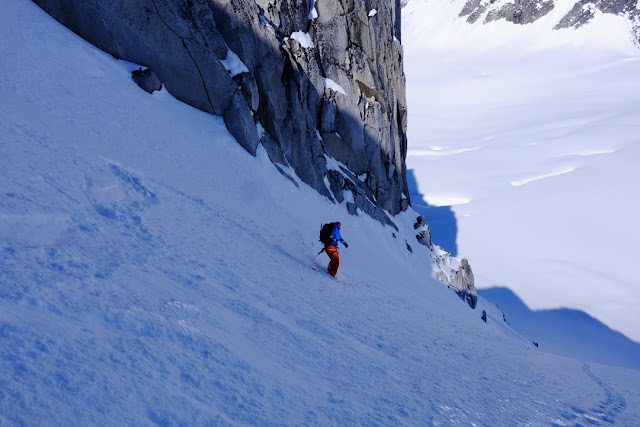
510 167 577 186
408 146 482 156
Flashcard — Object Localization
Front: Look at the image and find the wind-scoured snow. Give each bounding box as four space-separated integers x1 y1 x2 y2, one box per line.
510 167 578 187
403 0 640 342
1 0 640 425
290 31 314 49
220 47 249 77
409 146 482 156
323 77 349 96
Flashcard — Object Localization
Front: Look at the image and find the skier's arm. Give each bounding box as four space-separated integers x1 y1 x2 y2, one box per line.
334 229 347 246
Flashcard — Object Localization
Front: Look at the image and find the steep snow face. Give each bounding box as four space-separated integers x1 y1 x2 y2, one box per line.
403 0 640 342
2 0 640 425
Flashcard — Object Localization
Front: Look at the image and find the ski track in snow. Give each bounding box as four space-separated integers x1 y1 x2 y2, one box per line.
551 363 627 426
581 363 627 425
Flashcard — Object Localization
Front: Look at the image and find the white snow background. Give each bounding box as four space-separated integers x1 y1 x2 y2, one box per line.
403 0 640 343
1 0 640 425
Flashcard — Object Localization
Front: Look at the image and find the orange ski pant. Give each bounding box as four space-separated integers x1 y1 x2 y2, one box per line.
326 245 340 277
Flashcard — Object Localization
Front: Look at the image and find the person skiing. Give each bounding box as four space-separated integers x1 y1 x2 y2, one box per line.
324 222 348 277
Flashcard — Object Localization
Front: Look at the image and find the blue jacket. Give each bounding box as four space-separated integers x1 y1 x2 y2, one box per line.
328 224 347 248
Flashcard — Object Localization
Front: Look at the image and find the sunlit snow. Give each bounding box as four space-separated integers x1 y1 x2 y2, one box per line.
403 0 640 342
323 77 349 96
290 31 314 49
220 47 249 77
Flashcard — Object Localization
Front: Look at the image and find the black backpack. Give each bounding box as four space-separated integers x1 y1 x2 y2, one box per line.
319 223 334 245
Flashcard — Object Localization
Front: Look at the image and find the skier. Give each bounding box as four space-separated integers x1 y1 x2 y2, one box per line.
324 222 348 277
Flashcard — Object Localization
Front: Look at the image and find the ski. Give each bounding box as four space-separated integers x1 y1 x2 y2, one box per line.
311 266 353 286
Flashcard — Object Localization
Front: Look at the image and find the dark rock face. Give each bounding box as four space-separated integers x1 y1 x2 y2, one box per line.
131 68 162 94
554 0 639 36
460 0 489 24
414 215 432 248
485 0 555 25
33 0 410 220
461 0 555 24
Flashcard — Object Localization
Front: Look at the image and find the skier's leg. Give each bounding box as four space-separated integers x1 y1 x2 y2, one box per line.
326 247 340 277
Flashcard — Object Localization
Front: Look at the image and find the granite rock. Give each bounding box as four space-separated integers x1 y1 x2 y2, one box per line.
33 0 410 220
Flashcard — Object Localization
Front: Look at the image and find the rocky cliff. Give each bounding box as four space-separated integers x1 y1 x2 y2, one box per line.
33 0 409 225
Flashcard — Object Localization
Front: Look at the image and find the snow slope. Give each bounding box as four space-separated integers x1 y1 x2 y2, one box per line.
480 287 640 370
2 0 640 424
403 0 640 342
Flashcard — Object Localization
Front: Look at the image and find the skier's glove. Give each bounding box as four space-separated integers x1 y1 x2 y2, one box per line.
344 243 349 248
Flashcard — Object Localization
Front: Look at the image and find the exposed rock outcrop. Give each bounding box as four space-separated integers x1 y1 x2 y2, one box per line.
412 215 478 309
554 0 639 38
485 0 555 25
33 0 409 222
414 215 432 248
131 68 163 94
461 0 555 24
451 258 478 308
433 254 478 309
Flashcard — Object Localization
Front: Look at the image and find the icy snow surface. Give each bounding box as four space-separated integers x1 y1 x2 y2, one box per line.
1 0 640 424
403 0 640 342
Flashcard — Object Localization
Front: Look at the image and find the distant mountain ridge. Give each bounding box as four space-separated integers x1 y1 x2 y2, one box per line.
480 287 640 370
405 0 640 46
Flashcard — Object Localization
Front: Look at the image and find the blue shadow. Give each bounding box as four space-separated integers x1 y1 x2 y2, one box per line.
407 169 458 256
480 287 640 370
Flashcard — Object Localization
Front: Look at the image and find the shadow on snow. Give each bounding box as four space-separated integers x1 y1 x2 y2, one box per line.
480 287 640 370
406 169 458 256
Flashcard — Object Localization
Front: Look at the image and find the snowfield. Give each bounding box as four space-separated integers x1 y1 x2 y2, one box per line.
1 0 640 425
403 0 640 343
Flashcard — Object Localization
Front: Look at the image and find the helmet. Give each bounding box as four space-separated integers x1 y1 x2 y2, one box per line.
336 222 341 228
